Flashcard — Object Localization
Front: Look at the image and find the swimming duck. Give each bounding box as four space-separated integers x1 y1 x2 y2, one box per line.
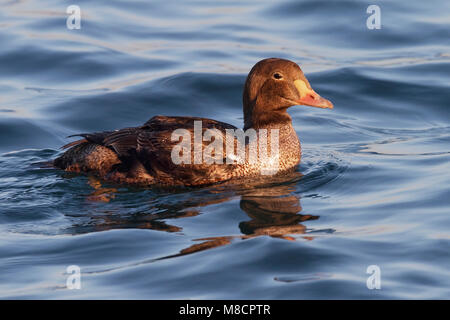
54 58 333 186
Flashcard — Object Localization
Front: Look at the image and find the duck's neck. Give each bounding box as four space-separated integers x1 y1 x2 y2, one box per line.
243 100 298 146
244 120 300 155
243 99 292 130
242 98 301 170
241 120 301 172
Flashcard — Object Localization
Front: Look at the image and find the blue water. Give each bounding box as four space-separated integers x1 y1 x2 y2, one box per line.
0 0 449 299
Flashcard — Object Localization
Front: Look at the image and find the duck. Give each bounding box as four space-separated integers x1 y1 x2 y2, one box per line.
53 58 333 186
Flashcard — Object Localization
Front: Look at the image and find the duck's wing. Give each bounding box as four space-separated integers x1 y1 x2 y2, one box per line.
136 115 241 186
62 114 237 154
63 127 144 159
59 115 243 185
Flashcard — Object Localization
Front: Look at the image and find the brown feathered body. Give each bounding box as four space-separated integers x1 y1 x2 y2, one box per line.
53 58 333 186
54 115 301 186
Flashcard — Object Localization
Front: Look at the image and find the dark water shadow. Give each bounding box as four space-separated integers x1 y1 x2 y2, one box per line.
69 171 322 273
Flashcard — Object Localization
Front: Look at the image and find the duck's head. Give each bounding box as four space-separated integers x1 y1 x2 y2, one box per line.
243 58 333 129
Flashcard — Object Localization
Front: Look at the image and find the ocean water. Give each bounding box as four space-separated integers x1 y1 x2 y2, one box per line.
0 0 449 299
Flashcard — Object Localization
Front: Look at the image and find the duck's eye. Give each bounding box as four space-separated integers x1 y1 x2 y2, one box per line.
273 73 283 80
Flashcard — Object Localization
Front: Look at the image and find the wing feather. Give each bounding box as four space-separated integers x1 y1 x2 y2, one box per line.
137 116 241 185
59 115 243 186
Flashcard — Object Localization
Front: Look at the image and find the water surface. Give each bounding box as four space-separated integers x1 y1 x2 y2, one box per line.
0 0 449 299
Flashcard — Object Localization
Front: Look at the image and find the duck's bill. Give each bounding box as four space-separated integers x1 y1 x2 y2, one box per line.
294 79 334 109
296 91 333 109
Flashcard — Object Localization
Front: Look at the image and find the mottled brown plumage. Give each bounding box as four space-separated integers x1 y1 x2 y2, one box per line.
53 58 333 186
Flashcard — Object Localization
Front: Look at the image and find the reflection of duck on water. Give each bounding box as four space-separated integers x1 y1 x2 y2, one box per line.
70 173 319 259
239 188 318 241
